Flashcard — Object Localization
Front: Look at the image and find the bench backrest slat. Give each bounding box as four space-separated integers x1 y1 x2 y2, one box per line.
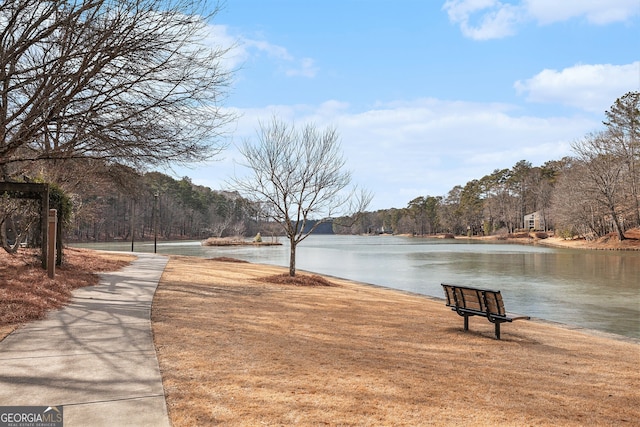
443 284 456 306
483 291 506 316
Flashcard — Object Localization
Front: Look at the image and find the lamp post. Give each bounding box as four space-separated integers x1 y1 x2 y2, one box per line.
154 193 159 253
131 199 135 252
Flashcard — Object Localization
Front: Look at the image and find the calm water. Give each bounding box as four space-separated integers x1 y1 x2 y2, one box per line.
72 235 640 339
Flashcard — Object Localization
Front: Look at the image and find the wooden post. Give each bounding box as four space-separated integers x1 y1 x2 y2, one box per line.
56 207 63 266
41 185 49 269
48 209 57 279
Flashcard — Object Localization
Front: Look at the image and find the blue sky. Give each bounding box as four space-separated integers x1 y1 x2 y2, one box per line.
172 0 640 211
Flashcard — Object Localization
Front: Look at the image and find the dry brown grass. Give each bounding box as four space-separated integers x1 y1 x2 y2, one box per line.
152 256 640 426
0 247 134 338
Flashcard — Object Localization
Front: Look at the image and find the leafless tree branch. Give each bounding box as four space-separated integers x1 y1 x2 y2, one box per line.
1 0 234 177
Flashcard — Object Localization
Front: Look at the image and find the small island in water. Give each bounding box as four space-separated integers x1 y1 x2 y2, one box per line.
202 234 282 247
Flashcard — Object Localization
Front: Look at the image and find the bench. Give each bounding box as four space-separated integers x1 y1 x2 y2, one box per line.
441 284 530 339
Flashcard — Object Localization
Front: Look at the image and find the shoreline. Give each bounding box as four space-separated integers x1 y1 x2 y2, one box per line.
69 227 640 251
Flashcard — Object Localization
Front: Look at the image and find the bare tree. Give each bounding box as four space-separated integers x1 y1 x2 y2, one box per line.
550 160 606 238
572 131 627 240
210 213 233 238
230 221 246 238
0 0 233 178
233 117 372 276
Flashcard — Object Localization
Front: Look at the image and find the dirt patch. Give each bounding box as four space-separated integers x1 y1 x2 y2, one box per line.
262 273 336 287
209 257 250 263
152 256 640 426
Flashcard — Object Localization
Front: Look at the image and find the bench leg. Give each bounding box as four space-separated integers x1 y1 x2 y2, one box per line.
464 315 469 331
495 322 501 340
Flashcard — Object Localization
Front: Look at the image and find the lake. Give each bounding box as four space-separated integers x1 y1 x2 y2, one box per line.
72 235 640 339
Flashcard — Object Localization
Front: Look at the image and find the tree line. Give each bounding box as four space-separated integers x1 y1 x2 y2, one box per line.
67 168 259 243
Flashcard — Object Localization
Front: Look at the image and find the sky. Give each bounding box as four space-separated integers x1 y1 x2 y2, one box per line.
170 0 640 211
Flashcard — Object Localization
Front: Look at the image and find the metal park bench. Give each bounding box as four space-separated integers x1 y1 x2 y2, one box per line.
441 284 530 339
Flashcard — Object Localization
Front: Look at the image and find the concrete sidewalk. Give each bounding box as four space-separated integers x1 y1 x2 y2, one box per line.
0 253 171 427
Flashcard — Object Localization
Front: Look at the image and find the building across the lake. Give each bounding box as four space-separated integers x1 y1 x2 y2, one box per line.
523 211 545 231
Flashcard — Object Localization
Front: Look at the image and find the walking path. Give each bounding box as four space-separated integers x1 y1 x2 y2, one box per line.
0 253 170 427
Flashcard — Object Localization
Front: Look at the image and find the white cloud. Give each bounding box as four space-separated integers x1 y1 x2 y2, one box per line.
514 61 640 113
333 99 585 168
205 25 318 79
332 101 591 208
284 57 319 78
244 39 293 61
442 0 524 40
443 0 639 39
180 98 598 209
442 0 500 22
525 0 640 25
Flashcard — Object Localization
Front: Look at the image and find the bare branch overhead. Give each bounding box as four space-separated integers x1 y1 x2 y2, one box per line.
0 0 234 175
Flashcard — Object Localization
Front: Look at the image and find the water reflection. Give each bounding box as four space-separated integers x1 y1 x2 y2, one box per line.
72 235 640 339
